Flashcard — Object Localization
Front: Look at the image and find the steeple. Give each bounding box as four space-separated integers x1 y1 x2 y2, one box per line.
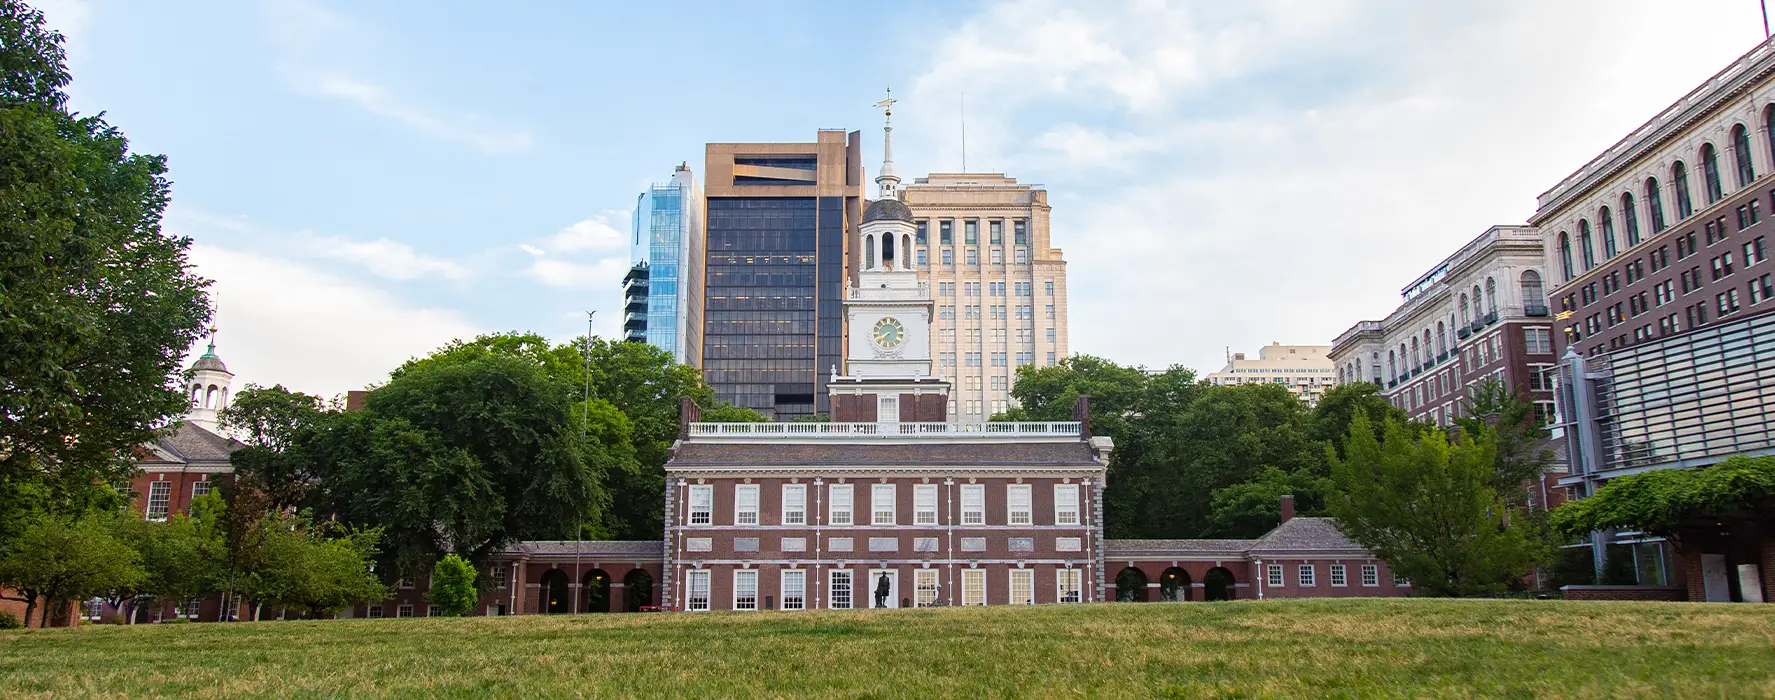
873 87 900 199
185 326 235 432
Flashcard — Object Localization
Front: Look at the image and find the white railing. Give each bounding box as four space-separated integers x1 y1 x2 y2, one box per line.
687 421 1081 438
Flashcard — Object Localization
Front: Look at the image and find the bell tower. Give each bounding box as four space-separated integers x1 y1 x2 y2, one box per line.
184 328 234 433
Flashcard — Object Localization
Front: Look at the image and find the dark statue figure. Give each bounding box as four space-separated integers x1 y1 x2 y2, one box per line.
875 573 891 608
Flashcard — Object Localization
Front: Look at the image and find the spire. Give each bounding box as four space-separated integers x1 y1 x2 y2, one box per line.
873 87 900 199
201 326 218 358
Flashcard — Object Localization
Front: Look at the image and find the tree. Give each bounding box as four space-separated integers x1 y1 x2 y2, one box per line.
427 554 477 617
1328 413 1548 596
1203 467 1331 538
0 513 144 626
234 515 386 620
994 355 1153 438
212 478 272 621
1309 382 1415 457
104 501 223 624
219 384 329 510
1550 455 1775 540
0 0 211 497
1452 378 1556 510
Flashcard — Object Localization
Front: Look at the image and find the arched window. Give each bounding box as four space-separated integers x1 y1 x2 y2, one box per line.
1558 232 1574 281
1485 277 1497 315
1699 143 1722 204
864 234 875 269
204 385 218 410
1521 270 1544 310
1672 161 1694 219
902 233 912 269
1577 220 1595 271
1388 350 1397 382
1645 177 1666 233
1399 343 1408 373
1767 105 1775 172
1599 206 1617 258
1459 293 1471 325
1423 330 1433 363
190 384 202 403
1436 322 1447 356
881 233 895 268
219 388 229 410
1621 192 1640 246
1732 124 1755 187
1410 337 1420 368
1471 285 1483 322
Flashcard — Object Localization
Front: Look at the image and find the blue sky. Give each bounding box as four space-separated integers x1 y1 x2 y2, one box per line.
36 0 1772 397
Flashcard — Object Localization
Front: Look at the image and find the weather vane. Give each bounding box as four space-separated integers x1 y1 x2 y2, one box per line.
873 87 895 118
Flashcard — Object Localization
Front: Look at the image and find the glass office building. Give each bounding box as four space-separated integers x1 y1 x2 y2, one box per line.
626 165 703 366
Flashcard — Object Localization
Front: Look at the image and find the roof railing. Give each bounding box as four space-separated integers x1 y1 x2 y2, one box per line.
687 421 1082 438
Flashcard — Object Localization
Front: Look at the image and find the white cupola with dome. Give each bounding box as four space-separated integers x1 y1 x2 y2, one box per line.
184 328 234 432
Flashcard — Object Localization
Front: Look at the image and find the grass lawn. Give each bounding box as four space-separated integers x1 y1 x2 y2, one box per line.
2 598 1772 698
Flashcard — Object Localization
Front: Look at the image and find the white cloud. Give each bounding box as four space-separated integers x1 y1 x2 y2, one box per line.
521 257 631 290
310 234 472 281
188 244 479 398
265 0 534 155
516 215 631 289
900 0 1769 374
536 217 626 255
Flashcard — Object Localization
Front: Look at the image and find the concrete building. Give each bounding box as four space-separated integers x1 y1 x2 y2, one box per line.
1205 343 1337 407
701 131 862 419
1539 36 1775 601
904 173 1069 422
1329 226 1558 429
627 164 703 365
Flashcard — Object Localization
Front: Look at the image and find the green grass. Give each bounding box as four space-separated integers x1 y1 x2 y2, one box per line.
2 599 1773 698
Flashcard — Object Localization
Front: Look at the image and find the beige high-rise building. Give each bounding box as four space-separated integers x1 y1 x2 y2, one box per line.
1206 343 1337 407
902 174 1069 421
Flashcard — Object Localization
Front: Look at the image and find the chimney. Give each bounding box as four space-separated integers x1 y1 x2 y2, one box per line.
344 390 370 412
677 397 701 441
1071 395 1092 439
1279 495 1296 523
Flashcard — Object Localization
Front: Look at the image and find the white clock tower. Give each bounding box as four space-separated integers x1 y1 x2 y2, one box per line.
827 91 950 422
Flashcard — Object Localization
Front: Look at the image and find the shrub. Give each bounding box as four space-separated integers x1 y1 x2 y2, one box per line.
0 610 21 629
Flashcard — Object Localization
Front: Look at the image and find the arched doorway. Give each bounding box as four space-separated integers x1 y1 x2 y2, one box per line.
540 569 570 614
582 569 611 613
624 569 654 612
1160 567 1191 601
1204 567 1237 601
1115 567 1149 602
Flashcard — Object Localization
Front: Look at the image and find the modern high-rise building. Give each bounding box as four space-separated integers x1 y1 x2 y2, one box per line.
627 164 704 365
701 131 862 419
903 174 1069 422
1539 36 1775 600
1206 343 1337 407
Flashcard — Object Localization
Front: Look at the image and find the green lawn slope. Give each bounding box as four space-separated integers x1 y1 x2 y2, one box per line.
3 599 1772 698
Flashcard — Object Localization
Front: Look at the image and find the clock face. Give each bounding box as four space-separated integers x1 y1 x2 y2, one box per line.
872 317 906 349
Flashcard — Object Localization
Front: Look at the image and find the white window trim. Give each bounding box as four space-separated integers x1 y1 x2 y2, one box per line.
1056 568 1082 604
780 569 806 611
1298 564 1316 587
961 484 985 525
914 484 939 525
1267 564 1284 588
1330 564 1347 587
828 484 853 526
872 484 897 525
962 569 986 606
733 569 759 611
914 569 941 608
1053 484 1080 526
1009 569 1035 605
781 483 807 525
687 569 711 611
734 484 760 526
688 484 713 525
1361 564 1379 587
829 569 853 610
1007 484 1032 525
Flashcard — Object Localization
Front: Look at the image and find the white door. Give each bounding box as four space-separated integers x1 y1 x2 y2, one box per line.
1737 565 1764 603
866 569 899 609
1701 554 1731 602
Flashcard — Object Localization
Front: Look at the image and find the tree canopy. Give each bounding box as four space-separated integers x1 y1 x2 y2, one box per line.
1551 455 1775 539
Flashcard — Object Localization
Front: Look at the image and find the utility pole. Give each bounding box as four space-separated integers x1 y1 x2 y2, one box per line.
575 310 594 614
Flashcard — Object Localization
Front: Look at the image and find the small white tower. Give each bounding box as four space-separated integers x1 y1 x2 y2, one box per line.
184 328 234 432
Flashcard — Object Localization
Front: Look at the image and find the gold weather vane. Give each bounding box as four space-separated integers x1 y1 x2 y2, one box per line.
873 87 895 117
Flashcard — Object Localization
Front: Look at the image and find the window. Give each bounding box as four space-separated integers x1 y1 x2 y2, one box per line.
1045 304 1056 319
688 485 712 525
939 220 953 245
1057 568 1082 603
734 484 759 525
1640 178 1668 237
1701 143 1723 204
1361 564 1379 587
1622 192 1641 245
1753 273 1774 305
191 479 212 500
492 565 508 589
1394 573 1411 587
1299 565 1316 587
1747 237 1767 266
1673 161 1694 219
1600 207 1618 258
965 220 978 245
989 220 1003 244
915 570 941 607
781 484 806 525
780 570 806 610
1524 328 1551 354
915 220 928 244
962 569 986 606
367 604 383 618
1014 247 1028 264
872 484 896 525
829 570 853 610
1330 564 1347 587
1047 352 1057 365
733 570 758 611
687 569 711 611
397 604 414 618
1010 569 1035 605
1267 564 1284 588
1007 484 1032 525
1053 484 1080 525
1578 220 1595 270
818 483 850 526
1734 124 1756 187
941 249 953 266
1044 281 1055 296
1558 233 1574 280
145 481 171 521
961 484 985 524
1718 289 1741 316
914 484 938 525
427 605 443 617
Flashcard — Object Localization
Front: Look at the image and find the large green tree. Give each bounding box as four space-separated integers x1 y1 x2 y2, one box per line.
219 384 329 511
1452 378 1556 510
234 515 386 620
1328 413 1548 596
0 1 211 502
0 513 144 626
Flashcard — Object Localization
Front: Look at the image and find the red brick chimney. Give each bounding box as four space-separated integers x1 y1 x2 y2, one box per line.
1279 494 1295 523
677 397 701 440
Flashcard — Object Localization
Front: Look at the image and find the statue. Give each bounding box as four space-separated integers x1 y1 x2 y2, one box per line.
874 573 891 608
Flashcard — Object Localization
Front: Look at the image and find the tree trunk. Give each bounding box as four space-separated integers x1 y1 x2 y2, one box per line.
23 594 37 630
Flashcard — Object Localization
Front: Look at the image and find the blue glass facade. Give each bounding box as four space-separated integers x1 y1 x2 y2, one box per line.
626 169 702 366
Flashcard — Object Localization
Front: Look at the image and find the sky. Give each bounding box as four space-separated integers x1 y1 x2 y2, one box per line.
34 0 1774 398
